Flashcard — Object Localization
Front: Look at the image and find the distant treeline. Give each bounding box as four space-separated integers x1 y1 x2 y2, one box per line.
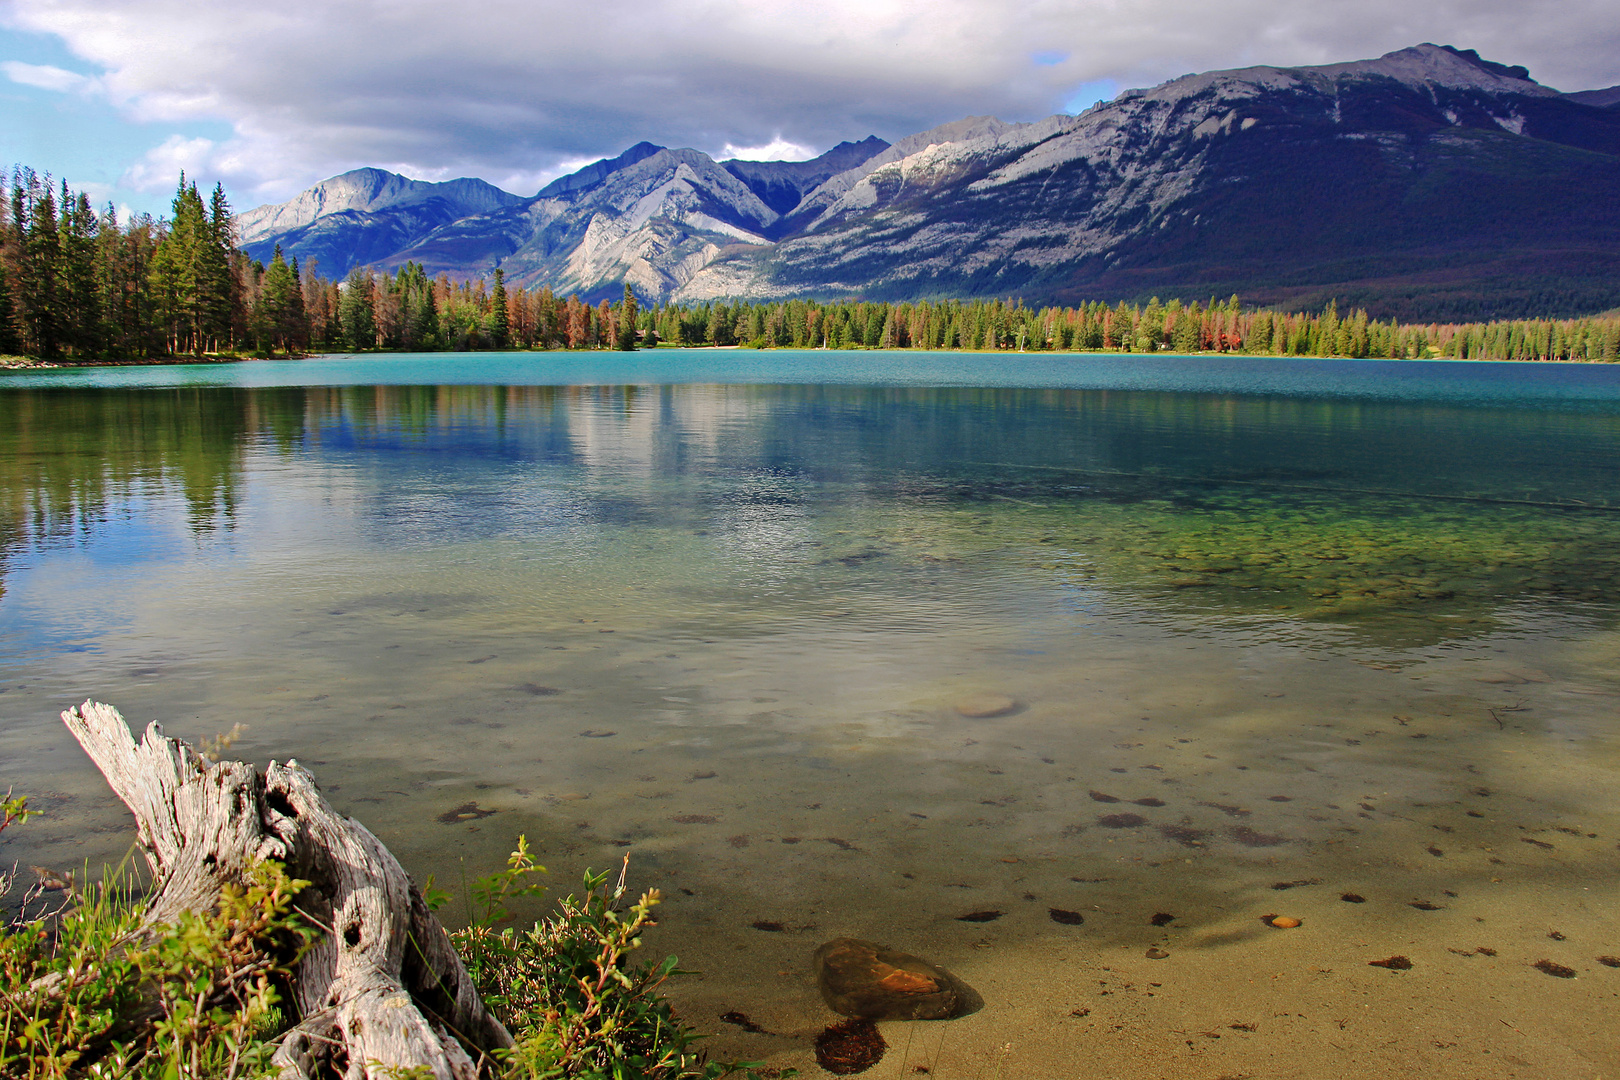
4 168 1618 363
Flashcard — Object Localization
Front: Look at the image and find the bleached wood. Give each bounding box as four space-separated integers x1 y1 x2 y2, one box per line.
61 701 514 1080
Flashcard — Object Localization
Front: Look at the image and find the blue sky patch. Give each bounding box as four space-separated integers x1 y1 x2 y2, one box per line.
0 27 231 217
1064 78 1121 114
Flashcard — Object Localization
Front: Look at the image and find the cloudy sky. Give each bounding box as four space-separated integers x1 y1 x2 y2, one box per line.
3 0 1618 217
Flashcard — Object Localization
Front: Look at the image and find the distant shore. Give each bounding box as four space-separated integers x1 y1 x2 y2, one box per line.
1 353 300 371
4 347 1616 373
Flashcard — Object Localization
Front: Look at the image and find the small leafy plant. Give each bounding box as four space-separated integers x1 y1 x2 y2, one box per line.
127 860 316 1078
1 798 314 1080
3 798 783 1079
452 852 788 1080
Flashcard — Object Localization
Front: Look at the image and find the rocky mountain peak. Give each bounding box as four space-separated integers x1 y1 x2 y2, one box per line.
235 43 1620 319
1122 42 1559 113
722 136 891 217
535 141 667 197
236 167 521 247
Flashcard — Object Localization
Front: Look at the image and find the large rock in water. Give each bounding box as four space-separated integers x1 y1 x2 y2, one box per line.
814 938 960 1020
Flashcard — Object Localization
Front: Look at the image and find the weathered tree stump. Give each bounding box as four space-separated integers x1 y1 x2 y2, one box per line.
62 700 515 1079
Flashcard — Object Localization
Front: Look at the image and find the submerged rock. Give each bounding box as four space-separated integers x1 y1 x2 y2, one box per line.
815 1017 886 1074
814 938 960 1020
954 693 1018 718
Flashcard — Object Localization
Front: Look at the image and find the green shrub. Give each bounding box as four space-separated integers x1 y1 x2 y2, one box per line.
2 804 788 1079
447 844 787 1080
0 852 311 1080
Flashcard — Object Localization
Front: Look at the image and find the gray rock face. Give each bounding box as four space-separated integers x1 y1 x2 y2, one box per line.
236 43 1620 318
676 43 1620 319
536 142 667 197
722 137 891 219
388 147 787 300
237 168 523 270
814 938 960 1021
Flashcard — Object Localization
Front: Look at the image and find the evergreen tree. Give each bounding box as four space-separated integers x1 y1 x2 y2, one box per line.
0 262 18 355
618 283 639 350
338 266 377 349
204 184 238 349
1135 298 1164 352
490 268 509 348
254 246 303 352
149 175 213 353
59 187 100 357
19 172 64 357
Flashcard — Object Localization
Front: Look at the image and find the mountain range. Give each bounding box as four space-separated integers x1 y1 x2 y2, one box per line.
238 44 1620 321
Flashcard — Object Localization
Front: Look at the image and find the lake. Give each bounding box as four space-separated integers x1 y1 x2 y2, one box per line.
3 351 1619 1078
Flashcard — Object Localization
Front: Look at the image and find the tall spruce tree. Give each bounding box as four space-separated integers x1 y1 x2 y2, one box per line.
256 245 302 352
204 183 238 350
490 268 509 348
338 266 376 349
0 262 17 355
151 175 203 353
618 283 639 350
19 171 64 357
59 187 100 357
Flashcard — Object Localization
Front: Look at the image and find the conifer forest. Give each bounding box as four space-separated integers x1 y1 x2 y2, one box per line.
4 168 1617 365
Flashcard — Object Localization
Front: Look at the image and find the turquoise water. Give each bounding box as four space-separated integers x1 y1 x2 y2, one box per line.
2 352 1618 1077
7 349 1620 409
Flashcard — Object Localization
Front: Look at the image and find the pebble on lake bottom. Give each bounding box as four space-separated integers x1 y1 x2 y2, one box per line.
1368 955 1413 970
815 1017 886 1075
954 693 1018 718
1098 813 1148 829
957 910 1003 923
435 802 496 824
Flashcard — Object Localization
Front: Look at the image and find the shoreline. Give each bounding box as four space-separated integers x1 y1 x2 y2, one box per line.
3 348 1614 373
1 354 299 371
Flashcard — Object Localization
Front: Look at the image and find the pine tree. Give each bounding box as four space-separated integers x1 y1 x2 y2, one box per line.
19 171 64 357
253 248 307 352
0 262 18 355
338 266 377 350
149 175 214 353
490 268 509 348
618 283 639 350
59 187 100 357
204 184 238 350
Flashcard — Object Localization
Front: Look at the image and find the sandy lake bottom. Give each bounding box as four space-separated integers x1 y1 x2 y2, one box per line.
2 377 1619 1078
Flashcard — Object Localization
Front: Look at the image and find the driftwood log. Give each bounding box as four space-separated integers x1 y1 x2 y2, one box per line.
62 701 515 1079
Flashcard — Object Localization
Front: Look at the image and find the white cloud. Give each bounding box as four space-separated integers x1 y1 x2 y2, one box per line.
721 137 817 162
2 59 97 93
119 134 218 193
73 178 112 201
5 0 1618 210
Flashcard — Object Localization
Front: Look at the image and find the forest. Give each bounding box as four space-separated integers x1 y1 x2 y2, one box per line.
4 167 1619 364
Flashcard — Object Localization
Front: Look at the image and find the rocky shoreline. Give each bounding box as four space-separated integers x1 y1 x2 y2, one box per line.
0 353 292 371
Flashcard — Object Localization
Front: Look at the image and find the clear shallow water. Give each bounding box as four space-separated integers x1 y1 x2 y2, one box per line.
2 355 1619 1078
